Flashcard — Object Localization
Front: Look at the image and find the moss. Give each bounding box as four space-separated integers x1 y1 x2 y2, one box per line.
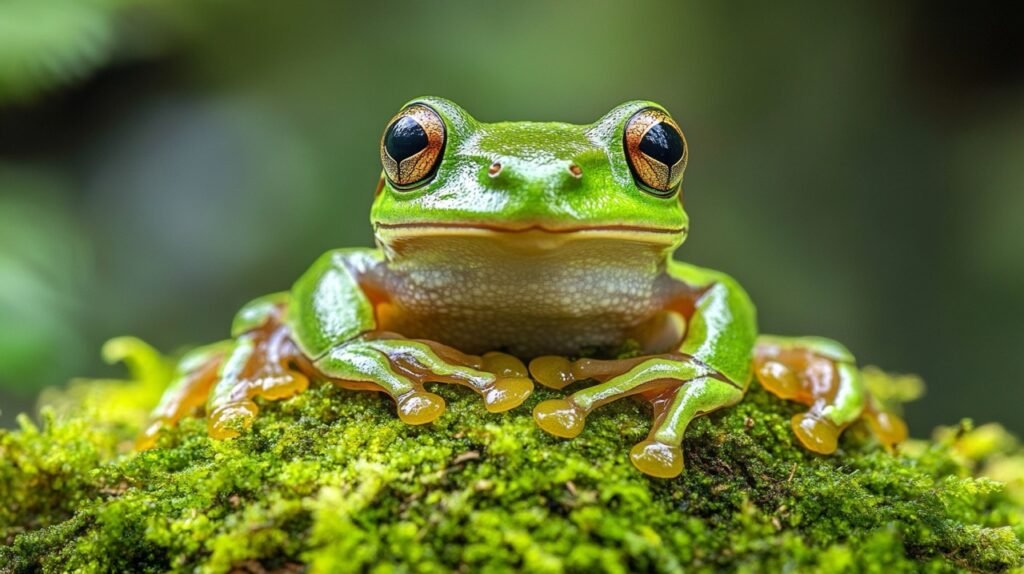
2 340 1023 573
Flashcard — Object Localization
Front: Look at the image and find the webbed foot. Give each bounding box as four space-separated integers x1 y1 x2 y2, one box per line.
206 324 311 439
754 335 908 454
142 331 535 446
529 354 743 478
314 334 533 425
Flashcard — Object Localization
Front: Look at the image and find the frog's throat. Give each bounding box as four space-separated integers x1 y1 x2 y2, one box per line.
373 222 687 251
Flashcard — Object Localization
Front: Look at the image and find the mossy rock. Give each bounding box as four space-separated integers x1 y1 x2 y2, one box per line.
1 340 1023 573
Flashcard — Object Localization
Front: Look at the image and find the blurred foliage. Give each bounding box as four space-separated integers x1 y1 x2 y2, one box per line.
0 0 206 104
0 0 121 103
0 0 1022 436
0 168 92 392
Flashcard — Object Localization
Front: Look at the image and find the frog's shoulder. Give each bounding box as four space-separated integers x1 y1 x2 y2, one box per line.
285 247 384 357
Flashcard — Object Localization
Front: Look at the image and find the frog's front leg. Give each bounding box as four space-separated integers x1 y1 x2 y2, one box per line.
307 335 534 425
205 249 534 437
141 249 534 445
532 356 744 478
753 335 908 453
531 262 758 478
205 304 312 439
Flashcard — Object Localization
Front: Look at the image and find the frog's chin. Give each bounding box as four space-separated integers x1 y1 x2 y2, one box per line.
373 221 686 252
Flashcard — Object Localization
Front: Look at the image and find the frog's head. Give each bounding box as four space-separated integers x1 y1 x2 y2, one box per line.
370 97 689 258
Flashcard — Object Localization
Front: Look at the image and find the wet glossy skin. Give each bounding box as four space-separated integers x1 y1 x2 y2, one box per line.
138 97 907 478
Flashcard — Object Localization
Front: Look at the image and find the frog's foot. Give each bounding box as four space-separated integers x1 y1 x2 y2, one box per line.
530 355 743 478
754 335 908 454
313 335 534 425
207 326 311 439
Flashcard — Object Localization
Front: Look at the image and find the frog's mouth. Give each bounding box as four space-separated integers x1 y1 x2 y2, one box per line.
374 221 686 250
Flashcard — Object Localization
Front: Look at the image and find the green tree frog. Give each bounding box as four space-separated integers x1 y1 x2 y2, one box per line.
137 97 907 478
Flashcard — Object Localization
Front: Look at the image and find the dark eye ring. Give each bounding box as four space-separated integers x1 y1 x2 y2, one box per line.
380 104 446 190
623 108 687 196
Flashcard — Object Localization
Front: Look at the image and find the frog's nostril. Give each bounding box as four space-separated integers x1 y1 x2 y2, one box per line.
567 163 583 179
488 162 503 178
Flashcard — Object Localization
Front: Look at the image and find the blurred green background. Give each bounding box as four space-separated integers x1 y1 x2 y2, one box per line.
1 0 1022 434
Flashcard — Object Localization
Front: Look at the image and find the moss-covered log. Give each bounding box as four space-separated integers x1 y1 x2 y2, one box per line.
1 340 1022 573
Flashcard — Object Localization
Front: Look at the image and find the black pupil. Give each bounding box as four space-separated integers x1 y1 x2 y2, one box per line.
638 122 684 166
385 116 428 162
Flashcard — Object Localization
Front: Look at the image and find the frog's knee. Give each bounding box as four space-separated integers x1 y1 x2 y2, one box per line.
231 292 289 337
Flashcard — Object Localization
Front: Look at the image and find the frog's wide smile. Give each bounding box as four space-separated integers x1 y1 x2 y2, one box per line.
373 221 686 243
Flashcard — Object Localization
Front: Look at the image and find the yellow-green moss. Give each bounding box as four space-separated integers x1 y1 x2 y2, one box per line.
1 340 1023 573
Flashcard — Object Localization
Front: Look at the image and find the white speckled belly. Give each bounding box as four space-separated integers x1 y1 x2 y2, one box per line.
380 233 672 357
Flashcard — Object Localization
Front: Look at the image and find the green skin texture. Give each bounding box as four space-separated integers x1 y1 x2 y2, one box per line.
192 97 866 476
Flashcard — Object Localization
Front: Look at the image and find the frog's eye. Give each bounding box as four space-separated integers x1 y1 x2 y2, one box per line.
623 108 687 196
380 104 446 190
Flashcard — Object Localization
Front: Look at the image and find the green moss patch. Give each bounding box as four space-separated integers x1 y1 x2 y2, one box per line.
2 340 1022 573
